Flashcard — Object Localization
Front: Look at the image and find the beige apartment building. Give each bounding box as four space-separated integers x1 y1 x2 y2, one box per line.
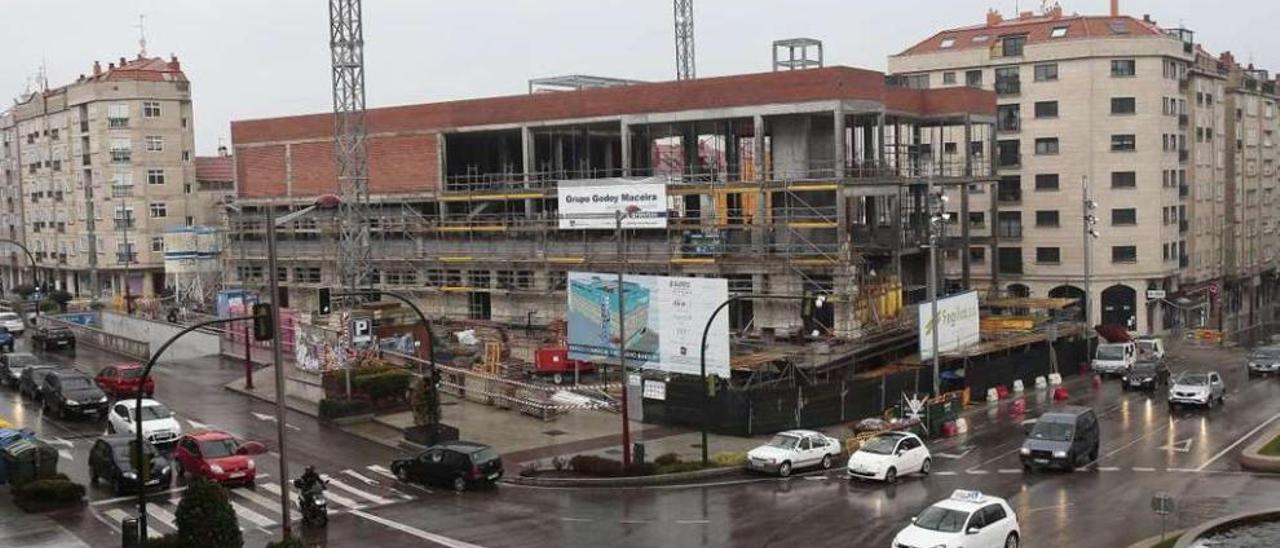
0 54 223 301
888 4 1280 334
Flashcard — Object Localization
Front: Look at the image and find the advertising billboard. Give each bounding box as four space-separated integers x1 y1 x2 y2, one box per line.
567 272 730 378
918 291 981 360
557 178 668 229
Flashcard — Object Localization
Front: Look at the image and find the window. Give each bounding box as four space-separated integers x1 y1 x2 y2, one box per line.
1035 210 1060 227
997 104 1020 132
107 103 129 127
1035 174 1059 190
1109 21 1129 34
995 66 1020 95
109 138 131 163
1036 247 1061 263
942 71 956 85
1111 208 1137 225
903 74 930 89
965 70 983 87
1034 101 1059 118
181 150 191 162
147 169 165 185
972 34 990 44
1111 134 1136 152
49 128 59 141
940 38 956 49
1034 63 1059 82
998 247 1023 274
997 140 1020 167
143 101 161 118
968 212 985 226
1111 59 1136 77
145 135 163 152
1000 35 1026 57
149 202 168 218
1049 26 1068 38
293 267 322 284
969 247 986 262
1111 171 1136 188
150 236 164 252
1111 97 1136 115
1035 138 1059 155
1112 245 1137 263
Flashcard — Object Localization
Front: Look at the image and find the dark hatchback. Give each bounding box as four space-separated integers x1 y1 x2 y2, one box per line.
19 364 62 399
31 325 76 351
41 370 108 419
1122 359 1171 391
0 352 40 387
391 441 503 492
89 435 172 495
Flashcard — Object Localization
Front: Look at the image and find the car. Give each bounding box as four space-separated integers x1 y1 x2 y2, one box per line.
94 363 154 399
0 327 13 353
1247 346 1280 377
745 429 843 477
1121 358 1171 391
1020 406 1100 471
390 441 504 492
1168 371 1226 409
171 431 265 486
1135 336 1166 360
31 325 75 351
19 364 62 400
893 489 1022 548
88 435 172 495
0 352 38 387
0 312 24 335
106 398 183 446
41 370 109 419
1092 341 1136 376
846 431 931 483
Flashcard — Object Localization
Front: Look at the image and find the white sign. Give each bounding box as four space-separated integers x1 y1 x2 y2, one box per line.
643 380 667 401
918 291 980 360
567 272 731 378
557 178 668 229
1146 289 1167 300
351 318 373 345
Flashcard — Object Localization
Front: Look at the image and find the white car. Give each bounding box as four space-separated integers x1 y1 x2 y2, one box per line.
893 490 1022 548
107 398 182 446
0 312 25 335
745 429 843 477
846 431 931 483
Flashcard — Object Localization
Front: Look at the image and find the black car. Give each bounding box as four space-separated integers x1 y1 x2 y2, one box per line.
390 441 503 492
89 435 172 495
31 325 76 351
19 364 62 399
0 352 39 387
1122 359 1171 391
40 369 108 419
1020 406 1100 471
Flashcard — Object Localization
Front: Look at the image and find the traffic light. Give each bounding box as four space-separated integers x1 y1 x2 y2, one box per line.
252 303 274 341
318 288 332 315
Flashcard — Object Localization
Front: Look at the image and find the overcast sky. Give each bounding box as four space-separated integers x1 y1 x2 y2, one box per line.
3 0 1274 155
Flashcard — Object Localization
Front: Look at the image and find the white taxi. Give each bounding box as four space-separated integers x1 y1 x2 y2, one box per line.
846 431 931 483
745 429 843 477
893 490 1021 548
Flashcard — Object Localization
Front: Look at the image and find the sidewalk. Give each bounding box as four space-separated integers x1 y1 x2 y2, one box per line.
224 364 321 417
0 497 91 548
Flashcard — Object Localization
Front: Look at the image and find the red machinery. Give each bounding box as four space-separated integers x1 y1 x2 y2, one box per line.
534 347 594 384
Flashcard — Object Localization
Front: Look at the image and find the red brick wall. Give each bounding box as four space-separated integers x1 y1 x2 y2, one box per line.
233 133 439 198
290 141 337 196
369 134 439 194
236 145 287 198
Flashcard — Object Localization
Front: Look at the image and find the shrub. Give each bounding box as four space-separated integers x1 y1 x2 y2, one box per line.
13 284 34 298
567 455 654 477
318 398 371 420
711 451 748 468
409 374 441 427
655 462 707 475
653 453 681 466
266 535 308 548
38 298 60 313
551 455 568 471
12 477 85 509
353 370 413 401
175 476 243 548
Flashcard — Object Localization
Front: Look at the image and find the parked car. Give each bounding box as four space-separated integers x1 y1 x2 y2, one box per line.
171 430 265 486
745 429 843 477
94 363 154 399
846 431 931 483
19 364 61 400
893 490 1021 548
0 352 38 387
1247 346 1280 377
1135 336 1166 360
1020 406 1100 471
1122 358 1171 391
107 398 182 446
1092 341 1136 376
0 312 24 335
88 435 172 495
1168 371 1226 409
0 327 13 353
41 369 109 419
31 325 75 351
390 441 504 492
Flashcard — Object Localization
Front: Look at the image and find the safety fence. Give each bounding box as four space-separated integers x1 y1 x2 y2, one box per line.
43 316 150 362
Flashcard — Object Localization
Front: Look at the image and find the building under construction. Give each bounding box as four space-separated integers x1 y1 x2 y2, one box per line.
227 66 996 338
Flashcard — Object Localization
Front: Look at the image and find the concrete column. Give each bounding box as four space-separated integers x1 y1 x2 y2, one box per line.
521 126 534 183
619 122 632 177
960 182 971 290
833 106 847 179
753 115 766 180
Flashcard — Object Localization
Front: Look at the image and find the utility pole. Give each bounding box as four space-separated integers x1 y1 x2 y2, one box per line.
926 180 947 397
264 205 293 536
1082 176 1097 356
615 209 632 466
673 0 695 80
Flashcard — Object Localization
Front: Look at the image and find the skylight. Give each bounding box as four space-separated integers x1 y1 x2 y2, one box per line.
1050 26 1068 38
940 38 956 49
1109 21 1129 34
972 34 990 43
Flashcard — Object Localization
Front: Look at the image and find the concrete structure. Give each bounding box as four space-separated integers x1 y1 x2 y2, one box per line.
889 4 1280 334
0 54 225 300
228 66 996 336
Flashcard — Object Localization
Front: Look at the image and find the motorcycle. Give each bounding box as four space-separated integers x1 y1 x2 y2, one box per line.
293 477 329 526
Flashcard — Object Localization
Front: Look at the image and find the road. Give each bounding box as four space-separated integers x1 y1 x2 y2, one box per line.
2 337 1279 547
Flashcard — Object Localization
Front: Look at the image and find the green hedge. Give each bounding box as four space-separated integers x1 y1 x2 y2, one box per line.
319 398 371 420
352 370 413 401
13 477 85 504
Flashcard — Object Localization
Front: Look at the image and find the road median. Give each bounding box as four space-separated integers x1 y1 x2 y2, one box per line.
1238 421 1280 473
504 465 746 488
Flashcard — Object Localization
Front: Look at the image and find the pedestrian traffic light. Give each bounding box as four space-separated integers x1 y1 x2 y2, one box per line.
318 288 332 316
252 303 274 341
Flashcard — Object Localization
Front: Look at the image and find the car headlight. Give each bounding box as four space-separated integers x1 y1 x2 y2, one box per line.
1122 376 1129 382
929 544 949 548
1053 450 1068 458
64 399 80 406
98 396 108 403
247 460 256 470
123 472 138 480
209 464 224 475
160 466 170 476
1020 447 1031 455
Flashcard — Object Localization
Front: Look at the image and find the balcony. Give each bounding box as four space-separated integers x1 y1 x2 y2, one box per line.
79 121 89 132
1180 220 1189 233
1178 114 1189 128
108 118 129 129
113 218 135 229
995 78 1021 96
110 151 131 164
112 185 134 198
82 153 91 166
1179 184 1189 198
1179 254 1189 268
997 223 1024 240
57 254 67 265
997 189 1022 204
116 252 137 264
997 153 1021 169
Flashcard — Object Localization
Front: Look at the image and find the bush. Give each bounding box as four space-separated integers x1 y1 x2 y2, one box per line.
655 461 707 475
567 455 654 477
711 451 748 468
353 370 413 401
175 476 243 548
13 284 34 298
38 298 60 313
12 477 85 509
266 535 308 548
653 452 681 466
318 398 371 420
410 374 441 427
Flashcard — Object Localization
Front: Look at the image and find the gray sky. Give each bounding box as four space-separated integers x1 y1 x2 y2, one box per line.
3 1 1274 155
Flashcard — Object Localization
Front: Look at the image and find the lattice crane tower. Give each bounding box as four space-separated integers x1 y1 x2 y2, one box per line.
674 0 695 80
329 0 373 290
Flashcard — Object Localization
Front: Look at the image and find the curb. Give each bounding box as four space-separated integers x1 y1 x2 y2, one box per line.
504 466 744 488
1124 530 1184 548
224 383 321 418
1238 422 1280 473
1173 508 1280 548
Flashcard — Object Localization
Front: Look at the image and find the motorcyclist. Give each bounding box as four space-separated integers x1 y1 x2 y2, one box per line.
296 465 323 492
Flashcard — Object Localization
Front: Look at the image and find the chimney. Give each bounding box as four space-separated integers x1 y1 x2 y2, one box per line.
92 61 102 76
218 145 229 157
1048 5 1063 18
118 56 126 67
1018 11 1034 20
1220 51 1236 68
1110 0 1120 17
986 8 1003 26
108 62 115 70
168 54 180 70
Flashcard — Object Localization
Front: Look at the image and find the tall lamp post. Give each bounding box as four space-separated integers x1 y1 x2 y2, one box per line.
615 206 640 466
1081 176 1099 357
925 180 950 397
0 239 41 325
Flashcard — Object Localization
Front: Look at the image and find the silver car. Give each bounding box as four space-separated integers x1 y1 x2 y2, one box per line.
1248 346 1280 377
1168 371 1225 409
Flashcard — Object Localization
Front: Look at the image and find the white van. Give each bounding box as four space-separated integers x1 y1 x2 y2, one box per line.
1136 336 1166 360
1092 341 1136 375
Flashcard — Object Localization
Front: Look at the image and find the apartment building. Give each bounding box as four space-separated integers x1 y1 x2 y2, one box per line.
0 54 223 300
0 110 27 293
886 4 1280 334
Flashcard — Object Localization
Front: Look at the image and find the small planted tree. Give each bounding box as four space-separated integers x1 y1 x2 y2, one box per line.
174 476 243 548
13 284 34 299
410 374 441 428
49 289 73 312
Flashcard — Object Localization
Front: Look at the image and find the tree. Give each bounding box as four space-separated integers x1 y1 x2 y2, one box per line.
13 284 34 299
174 476 243 548
49 289 73 311
410 374 441 427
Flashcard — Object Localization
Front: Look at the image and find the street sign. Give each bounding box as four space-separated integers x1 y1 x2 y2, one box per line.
1146 289 1166 300
351 318 372 345
1151 492 1175 515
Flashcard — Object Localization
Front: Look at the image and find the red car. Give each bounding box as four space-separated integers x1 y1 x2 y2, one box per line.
172 431 266 486
94 364 155 399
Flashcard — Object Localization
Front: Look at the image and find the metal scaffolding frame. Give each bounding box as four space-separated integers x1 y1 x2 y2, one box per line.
329 0 373 290
673 0 695 80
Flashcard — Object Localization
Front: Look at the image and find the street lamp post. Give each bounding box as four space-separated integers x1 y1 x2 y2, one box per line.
925 180 949 397
615 207 639 466
1082 176 1098 357
262 205 294 536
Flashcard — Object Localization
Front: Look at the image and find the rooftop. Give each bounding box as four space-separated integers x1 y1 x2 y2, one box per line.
895 8 1165 57
195 155 235 183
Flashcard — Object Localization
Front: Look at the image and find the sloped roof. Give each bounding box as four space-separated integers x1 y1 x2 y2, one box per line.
896 14 1165 57
195 155 234 183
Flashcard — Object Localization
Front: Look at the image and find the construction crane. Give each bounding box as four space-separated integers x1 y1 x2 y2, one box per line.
329 0 373 291
673 0 695 80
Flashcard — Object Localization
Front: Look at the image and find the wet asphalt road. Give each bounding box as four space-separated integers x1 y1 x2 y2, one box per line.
3 337 1280 548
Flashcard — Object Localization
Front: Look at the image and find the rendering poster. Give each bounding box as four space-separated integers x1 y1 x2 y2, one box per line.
917 290 981 360
557 178 668 229
567 272 730 378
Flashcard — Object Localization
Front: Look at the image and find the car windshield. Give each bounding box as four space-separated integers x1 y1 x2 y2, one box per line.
7 354 37 367
1097 346 1125 360
113 442 158 465
1251 348 1280 359
120 368 145 379
766 434 800 450
200 439 240 458
914 505 970 533
1176 373 1209 386
1030 420 1074 442
1131 361 1157 372
472 447 500 464
0 313 18 321
860 435 901 455
61 377 94 390
1137 341 1157 352
139 405 173 421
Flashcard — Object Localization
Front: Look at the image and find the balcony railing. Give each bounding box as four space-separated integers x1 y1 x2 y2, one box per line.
112 185 133 198
997 189 1022 204
997 224 1024 239
116 252 137 264
995 78 1021 96
110 151 131 164
108 118 129 129
997 153 1021 169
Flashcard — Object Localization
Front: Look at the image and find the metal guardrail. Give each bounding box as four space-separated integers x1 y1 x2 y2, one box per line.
43 316 151 362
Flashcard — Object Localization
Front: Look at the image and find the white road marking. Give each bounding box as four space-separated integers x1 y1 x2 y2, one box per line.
257 482 298 508
560 517 593 522
367 464 398 481
144 504 178 530
231 486 283 514
250 412 301 431
934 448 974 460
1132 467 1157 472
46 436 73 448
677 520 711 524
324 476 394 506
934 471 958 476
1167 467 1199 473
803 476 825 481
619 520 649 524
186 419 210 431
1159 438 1194 453
342 469 380 486
58 449 73 461
91 487 187 506
1197 412 1280 472
104 508 162 538
965 470 990 475
229 500 278 528
996 469 1021 474
350 509 489 548
1098 466 1122 472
